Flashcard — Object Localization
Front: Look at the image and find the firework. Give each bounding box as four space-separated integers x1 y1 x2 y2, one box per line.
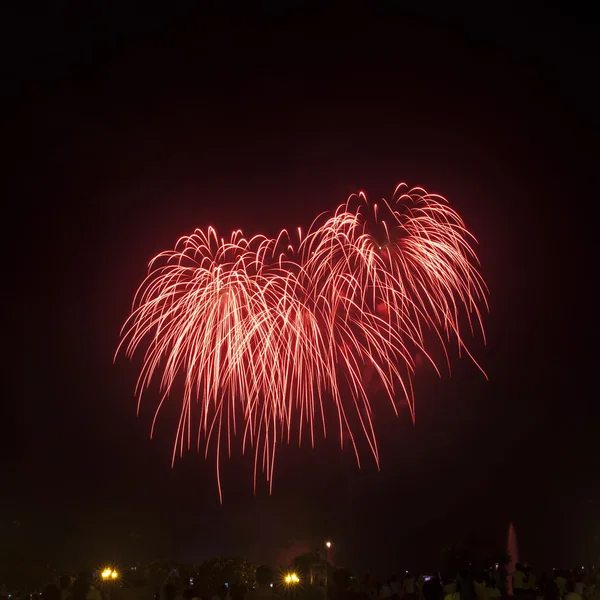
117 184 487 499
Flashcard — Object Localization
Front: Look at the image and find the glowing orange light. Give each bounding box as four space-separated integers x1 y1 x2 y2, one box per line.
101 568 119 581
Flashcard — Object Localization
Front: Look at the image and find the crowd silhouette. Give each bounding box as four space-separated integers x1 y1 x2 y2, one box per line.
1 563 598 600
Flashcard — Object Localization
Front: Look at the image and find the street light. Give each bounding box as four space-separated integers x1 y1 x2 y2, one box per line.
325 541 332 563
101 568 119 581
284 573 300 585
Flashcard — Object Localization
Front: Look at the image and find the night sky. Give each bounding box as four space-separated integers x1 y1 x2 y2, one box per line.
5 3 597 578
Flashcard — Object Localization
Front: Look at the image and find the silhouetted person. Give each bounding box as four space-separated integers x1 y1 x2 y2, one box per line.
543 582 561 600
485 580 501 600
498 564 508 598
380 580 392 599
42 585 61 600
389 576 400 599
331 569 360 600
565 580 583 600
71 573 101 600
473 573 487 600
363 573 376 599
422 577 442 600
538 573 549 597
554 571 567 598
513 564 526 597
525 567 537 596
59 576 72 600
457 570 474 600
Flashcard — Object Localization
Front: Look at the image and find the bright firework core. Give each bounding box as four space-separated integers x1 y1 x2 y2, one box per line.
117 184 488 500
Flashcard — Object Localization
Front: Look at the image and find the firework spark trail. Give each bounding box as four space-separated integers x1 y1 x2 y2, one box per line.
117 183 488 500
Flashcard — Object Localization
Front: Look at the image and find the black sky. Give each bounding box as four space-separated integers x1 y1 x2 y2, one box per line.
4 2 598 577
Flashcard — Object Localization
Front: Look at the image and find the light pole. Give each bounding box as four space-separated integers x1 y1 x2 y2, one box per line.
324 541 332 600
101 568 119 600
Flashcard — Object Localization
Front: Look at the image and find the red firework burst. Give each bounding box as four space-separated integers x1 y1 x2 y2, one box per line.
116 184 488 500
